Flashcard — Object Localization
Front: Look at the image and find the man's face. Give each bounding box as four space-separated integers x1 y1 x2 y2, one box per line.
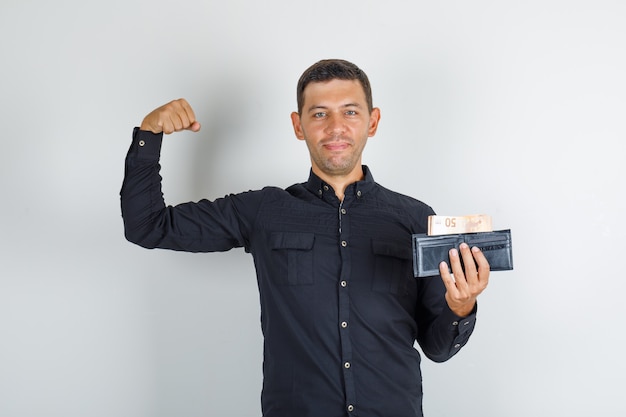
291 79 380 179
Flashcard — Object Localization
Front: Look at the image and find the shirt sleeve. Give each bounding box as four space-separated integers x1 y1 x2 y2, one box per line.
119 128 263 252
414 275 478 363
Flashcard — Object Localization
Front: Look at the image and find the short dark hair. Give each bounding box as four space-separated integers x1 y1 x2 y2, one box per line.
296 59 373 114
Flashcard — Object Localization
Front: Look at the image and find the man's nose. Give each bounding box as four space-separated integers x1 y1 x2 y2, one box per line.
324 113 346 135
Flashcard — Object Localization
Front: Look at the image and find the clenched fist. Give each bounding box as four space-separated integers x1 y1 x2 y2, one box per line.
140 98 201 134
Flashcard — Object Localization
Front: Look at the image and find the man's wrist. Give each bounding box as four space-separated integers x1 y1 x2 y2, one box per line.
450 301 477 318
131 127 164 159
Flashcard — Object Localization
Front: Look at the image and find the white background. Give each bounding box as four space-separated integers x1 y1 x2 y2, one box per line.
1 1 625 416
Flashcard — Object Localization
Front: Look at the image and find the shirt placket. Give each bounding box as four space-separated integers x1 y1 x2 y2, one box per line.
337 196 356 415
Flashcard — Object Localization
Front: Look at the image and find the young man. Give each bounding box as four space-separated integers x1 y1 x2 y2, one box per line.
121 59 489 417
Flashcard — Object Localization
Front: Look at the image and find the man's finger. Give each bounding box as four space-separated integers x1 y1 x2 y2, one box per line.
180 99 197 126
471 246 490 284
448 247 468 290
459 243 478 283
187 121 202 132
161 118 175 134
439 261 458 295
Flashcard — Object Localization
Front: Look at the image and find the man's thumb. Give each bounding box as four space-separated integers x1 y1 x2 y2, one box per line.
188 121 201 132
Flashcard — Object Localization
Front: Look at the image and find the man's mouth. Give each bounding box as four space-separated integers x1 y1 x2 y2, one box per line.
324 142 350 151
322 137 352 151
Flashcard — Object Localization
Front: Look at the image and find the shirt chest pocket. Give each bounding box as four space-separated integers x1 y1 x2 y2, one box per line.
270 232 315 285
371 239 413 295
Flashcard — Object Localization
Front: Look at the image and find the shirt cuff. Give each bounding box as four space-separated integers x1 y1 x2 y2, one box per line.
441 302 478 335
130 127 164 160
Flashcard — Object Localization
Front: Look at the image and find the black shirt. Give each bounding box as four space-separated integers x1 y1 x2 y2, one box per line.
120 129 477 417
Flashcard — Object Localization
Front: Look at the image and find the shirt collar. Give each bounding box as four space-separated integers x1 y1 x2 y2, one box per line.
305 165 376 199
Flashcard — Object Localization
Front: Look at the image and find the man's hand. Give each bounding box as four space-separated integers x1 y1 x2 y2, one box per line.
439 243 490 317
140 98 201 134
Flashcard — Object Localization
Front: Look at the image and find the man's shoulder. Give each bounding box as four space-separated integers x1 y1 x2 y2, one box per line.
236 184 309 203
373 182 433 211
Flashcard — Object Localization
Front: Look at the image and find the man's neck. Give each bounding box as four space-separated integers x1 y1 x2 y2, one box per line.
313 166 364 201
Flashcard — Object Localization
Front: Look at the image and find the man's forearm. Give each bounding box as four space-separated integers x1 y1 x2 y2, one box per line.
417 301 477 363
120 128 166 248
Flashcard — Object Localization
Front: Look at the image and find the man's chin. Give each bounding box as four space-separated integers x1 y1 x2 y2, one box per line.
320 161 360 176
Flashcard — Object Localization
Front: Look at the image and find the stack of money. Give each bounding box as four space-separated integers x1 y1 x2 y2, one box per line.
427 214 493 236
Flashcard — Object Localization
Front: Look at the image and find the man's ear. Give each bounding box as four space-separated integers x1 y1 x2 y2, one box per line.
368 107 381 137
291 112 305 140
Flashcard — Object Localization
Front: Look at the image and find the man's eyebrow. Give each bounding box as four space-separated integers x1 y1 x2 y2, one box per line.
307 105 329 112
306 103 362 112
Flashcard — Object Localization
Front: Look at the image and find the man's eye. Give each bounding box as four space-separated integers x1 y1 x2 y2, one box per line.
345 110 357 116
314 112 326 118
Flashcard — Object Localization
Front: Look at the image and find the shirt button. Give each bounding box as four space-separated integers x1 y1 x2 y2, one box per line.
318 189 323 196
452 321 459 326
347 404 354 412
341 321 348 328
356 190 362 197
341 241 347 247
138 140 145 147
341 208 347 215
340 280 347 287
344 362 351 369
464 321 470 326
323 185 329 191
454 344 461 349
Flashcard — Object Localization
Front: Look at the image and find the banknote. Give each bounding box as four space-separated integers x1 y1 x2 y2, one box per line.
427 214 493 236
